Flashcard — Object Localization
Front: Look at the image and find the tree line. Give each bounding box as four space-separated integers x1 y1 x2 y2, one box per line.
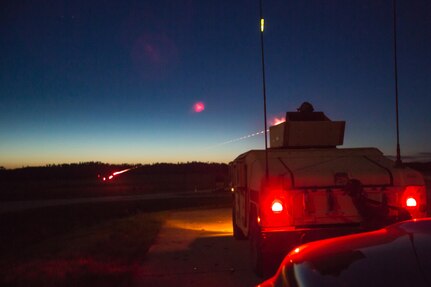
0 162 229 182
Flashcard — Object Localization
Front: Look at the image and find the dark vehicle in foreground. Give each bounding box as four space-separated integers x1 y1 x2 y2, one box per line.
258 218 431 287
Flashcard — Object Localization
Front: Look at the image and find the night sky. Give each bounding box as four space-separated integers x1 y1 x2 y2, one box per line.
1 0 430 168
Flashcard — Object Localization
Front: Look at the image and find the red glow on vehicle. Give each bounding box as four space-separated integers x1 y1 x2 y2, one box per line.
102 177 106 181
406 197 417 207
272 116 285 125
108 175 114 180
193 102 205 113
271 200 283 213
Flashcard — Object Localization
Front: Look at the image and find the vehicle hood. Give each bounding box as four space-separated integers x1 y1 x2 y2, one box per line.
259 218 431 287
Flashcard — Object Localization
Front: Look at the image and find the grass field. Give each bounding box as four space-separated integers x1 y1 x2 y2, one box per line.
0 196 231 286
0 176 223 201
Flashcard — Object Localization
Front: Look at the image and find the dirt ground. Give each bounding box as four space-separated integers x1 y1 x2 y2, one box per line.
132 207 262 287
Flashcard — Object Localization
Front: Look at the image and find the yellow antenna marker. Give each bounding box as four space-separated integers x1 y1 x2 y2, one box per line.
260 18 265 32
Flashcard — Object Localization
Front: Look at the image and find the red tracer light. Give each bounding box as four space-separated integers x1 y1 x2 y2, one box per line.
271 200 283 213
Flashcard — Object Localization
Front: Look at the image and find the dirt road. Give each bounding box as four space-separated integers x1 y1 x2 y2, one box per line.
132 207 262 287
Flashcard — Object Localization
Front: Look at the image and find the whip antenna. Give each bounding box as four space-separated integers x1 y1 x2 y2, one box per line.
259 0 269 178
393 0 403 167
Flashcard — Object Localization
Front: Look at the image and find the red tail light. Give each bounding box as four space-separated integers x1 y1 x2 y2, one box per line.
271 200 283 213
402 186 425 209
406 197 417 207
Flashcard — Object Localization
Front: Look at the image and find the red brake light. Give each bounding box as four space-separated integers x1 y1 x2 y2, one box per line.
402 186 424 209
406 197 417 207
271 200 283 213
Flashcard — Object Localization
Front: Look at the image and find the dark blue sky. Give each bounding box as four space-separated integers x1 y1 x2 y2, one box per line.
1 0 430 168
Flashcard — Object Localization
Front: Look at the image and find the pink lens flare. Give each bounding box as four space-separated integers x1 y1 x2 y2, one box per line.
193 102 205 113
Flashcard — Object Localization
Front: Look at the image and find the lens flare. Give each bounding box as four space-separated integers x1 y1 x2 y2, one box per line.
193 102 205 113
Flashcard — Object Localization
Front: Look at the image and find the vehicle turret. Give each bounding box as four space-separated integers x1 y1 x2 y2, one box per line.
269 102 345 148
